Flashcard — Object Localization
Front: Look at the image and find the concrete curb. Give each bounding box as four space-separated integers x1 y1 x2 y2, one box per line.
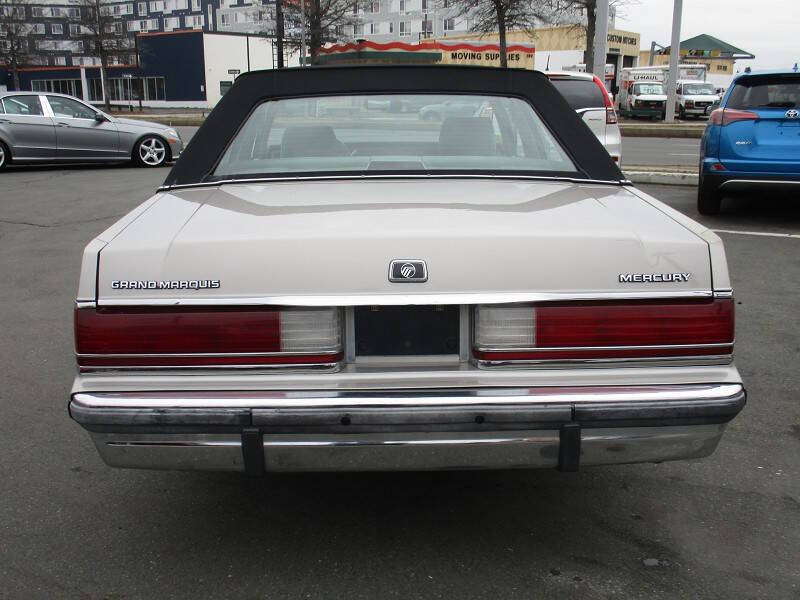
116 114 207 126
624 170 698 186
619 124 705 139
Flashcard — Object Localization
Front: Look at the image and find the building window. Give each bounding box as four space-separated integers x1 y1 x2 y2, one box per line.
164 16 180 29
422 0 429 10
367 1 379 13
69 24 81 35
31 79 82 97
353 22 363 35
138 2 148 14
54 56 67 66
388 21 393 33
188 14 203 27
367 22 376 34
399 0 407 15
51 23 63 34
149 1 164 12
421 18 432 35
399 21 410 36
192 0 201 10
67 7 80 18
87 76 165 102
220 13 230 26
31 24 45 34
443 17 455 31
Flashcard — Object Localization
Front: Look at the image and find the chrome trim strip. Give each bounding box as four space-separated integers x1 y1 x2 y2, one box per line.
71 383 744 410
79 361 342 374
107 439 241 448
713 289 734 298
96 290 714 307
76 349 342 358
476 355 733 369
157 173 627 193
719 179 800 189
75 300 97 309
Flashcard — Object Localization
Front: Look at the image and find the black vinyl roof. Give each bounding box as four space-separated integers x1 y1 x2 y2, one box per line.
162 65 624 188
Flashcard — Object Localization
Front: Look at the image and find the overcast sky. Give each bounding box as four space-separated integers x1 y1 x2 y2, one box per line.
615 0 798 71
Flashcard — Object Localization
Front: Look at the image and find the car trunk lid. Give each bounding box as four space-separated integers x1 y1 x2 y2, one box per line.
96 179 712 304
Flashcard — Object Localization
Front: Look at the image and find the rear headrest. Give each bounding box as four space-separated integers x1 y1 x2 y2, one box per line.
280 125 347 158
439 117 495 156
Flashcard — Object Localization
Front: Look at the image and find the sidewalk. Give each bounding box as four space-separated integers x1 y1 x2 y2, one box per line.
623 164 697 186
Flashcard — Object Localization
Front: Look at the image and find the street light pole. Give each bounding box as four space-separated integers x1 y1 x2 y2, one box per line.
664 0 683 123
300 0 306 66
592 0 609 80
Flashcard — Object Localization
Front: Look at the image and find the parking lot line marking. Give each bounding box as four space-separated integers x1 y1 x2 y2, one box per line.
713 228 800 239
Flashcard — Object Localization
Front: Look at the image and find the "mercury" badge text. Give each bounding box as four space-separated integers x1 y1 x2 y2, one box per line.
619 273 691 283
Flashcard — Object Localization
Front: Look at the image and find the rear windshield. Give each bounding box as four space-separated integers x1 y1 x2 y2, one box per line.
633 83 665 95
682 83 716 95
727 74 800 109
548 79 605 111
213 94 577 179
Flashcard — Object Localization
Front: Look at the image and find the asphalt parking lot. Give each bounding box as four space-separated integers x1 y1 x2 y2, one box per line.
0 166 798 599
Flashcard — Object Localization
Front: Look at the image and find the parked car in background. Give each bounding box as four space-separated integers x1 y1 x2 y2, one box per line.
676 80 720 119
69 66 744 475
698 70 800 214
547 71 622 164
418 97 483 121
0 92 182 170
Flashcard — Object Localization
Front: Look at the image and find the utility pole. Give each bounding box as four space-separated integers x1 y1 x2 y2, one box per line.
300 0 306 66
649 41 666 66
592 0 610 81
275 0 284 68
664 0 683 122
135 34 143 112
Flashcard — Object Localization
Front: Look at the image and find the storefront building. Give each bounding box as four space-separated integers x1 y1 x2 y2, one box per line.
638 34 755 89
314 39 535 70
1 30 295 108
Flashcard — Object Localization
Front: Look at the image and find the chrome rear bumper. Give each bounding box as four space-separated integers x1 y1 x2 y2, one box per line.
70 383 745 473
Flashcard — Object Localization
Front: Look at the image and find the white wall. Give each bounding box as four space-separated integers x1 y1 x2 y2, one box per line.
203 33 301 107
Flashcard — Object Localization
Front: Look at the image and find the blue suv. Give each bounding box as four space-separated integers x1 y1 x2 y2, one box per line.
698 70 800 214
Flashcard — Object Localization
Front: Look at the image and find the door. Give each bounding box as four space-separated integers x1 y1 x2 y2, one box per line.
44 95 120 159
0 95 57 160
719 74 800 173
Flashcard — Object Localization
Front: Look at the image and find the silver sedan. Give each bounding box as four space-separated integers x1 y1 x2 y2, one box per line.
0 92 183 170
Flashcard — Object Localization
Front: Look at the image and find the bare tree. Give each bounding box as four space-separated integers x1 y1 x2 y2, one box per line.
0 0 35 90
284 0 364 61
439 1 558 68
553 0 633 74
73 0 131 109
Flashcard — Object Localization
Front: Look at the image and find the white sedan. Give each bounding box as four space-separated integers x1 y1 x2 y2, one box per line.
69 66 744 474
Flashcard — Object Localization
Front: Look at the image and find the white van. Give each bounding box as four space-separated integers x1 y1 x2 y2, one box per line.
618 69 668 119
675 80 720 119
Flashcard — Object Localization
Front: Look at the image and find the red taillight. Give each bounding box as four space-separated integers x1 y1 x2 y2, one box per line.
75 306 342 367
592 74 618 124
710 108 759 126
473 299 734 362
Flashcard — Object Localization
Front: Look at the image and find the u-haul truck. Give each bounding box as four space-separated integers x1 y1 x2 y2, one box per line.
618 68 669 119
